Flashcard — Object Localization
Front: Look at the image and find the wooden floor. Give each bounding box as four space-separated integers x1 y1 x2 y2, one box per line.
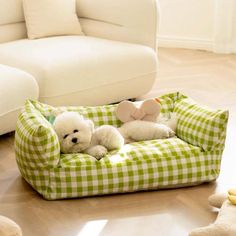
1 48 236 236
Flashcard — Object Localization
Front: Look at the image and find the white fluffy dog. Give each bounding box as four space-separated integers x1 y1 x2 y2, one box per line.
53 112 175 159
53 112 124 159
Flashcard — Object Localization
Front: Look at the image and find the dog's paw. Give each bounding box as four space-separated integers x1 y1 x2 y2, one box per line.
156 125 175 139
94 146 108 160
167 128 175 138
85 145 108 160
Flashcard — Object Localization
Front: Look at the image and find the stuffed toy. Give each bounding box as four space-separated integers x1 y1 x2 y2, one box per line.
53 112 124 159
0 215 22 236
189 189 236 236
116 98 176 143
116 98 162 122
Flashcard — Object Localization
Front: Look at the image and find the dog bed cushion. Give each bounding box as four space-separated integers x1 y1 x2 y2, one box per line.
15 92 228 200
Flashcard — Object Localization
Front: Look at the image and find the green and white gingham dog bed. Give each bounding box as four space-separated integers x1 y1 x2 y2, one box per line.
15 92 228 200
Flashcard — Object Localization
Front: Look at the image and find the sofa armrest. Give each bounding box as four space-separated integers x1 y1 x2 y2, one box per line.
0 64 39 135
77 0 160 51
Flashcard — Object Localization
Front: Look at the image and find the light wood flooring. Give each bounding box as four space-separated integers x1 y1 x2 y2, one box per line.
0 48 236 236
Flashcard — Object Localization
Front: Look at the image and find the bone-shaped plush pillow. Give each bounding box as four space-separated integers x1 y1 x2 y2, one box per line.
116 98 161 123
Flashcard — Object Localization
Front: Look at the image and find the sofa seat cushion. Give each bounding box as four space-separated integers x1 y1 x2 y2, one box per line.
0 64 38 135
15 92 228 200
0 36 157 101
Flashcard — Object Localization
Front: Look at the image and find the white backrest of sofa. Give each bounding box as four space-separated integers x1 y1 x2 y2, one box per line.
76 0 159 50
0 0 158 50
0 0 27 42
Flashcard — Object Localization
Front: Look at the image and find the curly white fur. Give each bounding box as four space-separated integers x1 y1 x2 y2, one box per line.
53 112 124 159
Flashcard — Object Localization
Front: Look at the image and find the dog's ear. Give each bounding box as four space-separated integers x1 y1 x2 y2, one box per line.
86 120 94 132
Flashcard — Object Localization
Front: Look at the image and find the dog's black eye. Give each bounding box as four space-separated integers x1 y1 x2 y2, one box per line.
73 129 79 133
63 134 69 139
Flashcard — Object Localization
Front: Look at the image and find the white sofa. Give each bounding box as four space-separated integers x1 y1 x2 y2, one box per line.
0 0 159 135
0 64 38 135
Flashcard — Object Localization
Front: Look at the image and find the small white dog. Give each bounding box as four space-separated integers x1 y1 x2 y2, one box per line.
53 112 124 159
53 112 175 159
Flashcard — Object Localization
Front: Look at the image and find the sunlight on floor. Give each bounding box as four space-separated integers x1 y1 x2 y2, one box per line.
77 220 108 236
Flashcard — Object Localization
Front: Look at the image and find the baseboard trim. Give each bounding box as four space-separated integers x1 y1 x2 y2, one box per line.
158 36 213 51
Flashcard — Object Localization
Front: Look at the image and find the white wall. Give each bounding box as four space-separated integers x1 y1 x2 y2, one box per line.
158 0 236 53
230 2 236 52
233 13 236 52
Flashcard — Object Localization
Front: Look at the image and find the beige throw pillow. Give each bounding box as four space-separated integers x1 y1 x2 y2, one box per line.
23 0 83 39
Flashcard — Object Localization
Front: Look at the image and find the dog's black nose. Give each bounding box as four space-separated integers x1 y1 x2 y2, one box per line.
71 138 78 144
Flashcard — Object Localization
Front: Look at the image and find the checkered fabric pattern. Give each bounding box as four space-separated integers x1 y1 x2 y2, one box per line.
15 92 228 200
174 98 229 151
